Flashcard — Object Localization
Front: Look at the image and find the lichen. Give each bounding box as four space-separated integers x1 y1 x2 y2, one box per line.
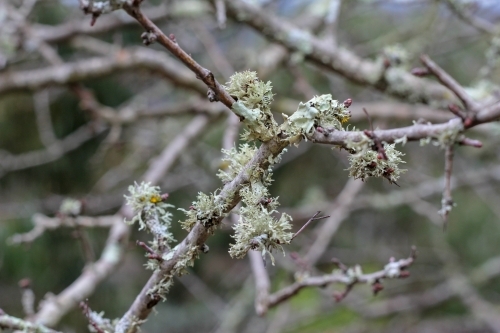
217 143 258 183
347 143 406 184
382 44 410 68
229 183 293 265
147 275 173 301
178 191 227 231
225 71 278 142
124 182 175 243
282 94 351 142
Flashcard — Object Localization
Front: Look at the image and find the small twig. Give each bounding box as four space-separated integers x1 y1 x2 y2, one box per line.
331 258 348 273
79 300 106 333
448 103 467 120
363 107 374 132
291 211 329 240
420 54 479 112
136 241 163 261
73 226 96 264
122 2 235 109
457 136 482 148
362 108 389 160
439 145 455 229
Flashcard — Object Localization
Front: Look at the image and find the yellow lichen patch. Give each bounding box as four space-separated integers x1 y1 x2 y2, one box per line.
149 194 162 204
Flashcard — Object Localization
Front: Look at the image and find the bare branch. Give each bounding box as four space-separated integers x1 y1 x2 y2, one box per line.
440 0 500 35
122 3 235 108
0 48 206 95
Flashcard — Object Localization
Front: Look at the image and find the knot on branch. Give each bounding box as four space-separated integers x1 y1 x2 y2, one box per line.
141 31 158 46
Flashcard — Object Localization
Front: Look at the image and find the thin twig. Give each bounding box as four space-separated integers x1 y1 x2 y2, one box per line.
420 54 479 112
79 300 106 333
122 3 235 108
291 211 329 240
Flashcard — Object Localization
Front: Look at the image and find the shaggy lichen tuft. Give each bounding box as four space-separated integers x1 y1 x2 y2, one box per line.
347 142 406 184
124 182 175 244
178 192 227 231
229 184 293 265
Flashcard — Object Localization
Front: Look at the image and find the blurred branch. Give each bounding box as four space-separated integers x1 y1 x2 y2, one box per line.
0 310 61 333
438 145 455 226
32 4 178 44
9 214 119 245
440 0 500 35
33 90 58 147
0 47 206 95
32 113 214 327
305 179 364 265
220 0 456 105
0 122 107 176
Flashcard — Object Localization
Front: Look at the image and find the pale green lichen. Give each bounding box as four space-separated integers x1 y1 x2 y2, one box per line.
172 245 200 276
434 124 464 149
382 44 410 68
86 311 117 333
283 94 351 142
418 124 464 149
147 275 173 301
217 143 258 183
225 71 278 142
345 133 373 157
59 198 82 216
124 182 175 243
347 143 406 184
229 184 293 265
178 192 227 231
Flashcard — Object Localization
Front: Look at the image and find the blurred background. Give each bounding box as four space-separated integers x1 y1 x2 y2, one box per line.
1 0 500 332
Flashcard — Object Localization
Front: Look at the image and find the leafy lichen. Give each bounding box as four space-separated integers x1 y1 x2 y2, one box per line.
225 71 278 142
283 94 351 142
